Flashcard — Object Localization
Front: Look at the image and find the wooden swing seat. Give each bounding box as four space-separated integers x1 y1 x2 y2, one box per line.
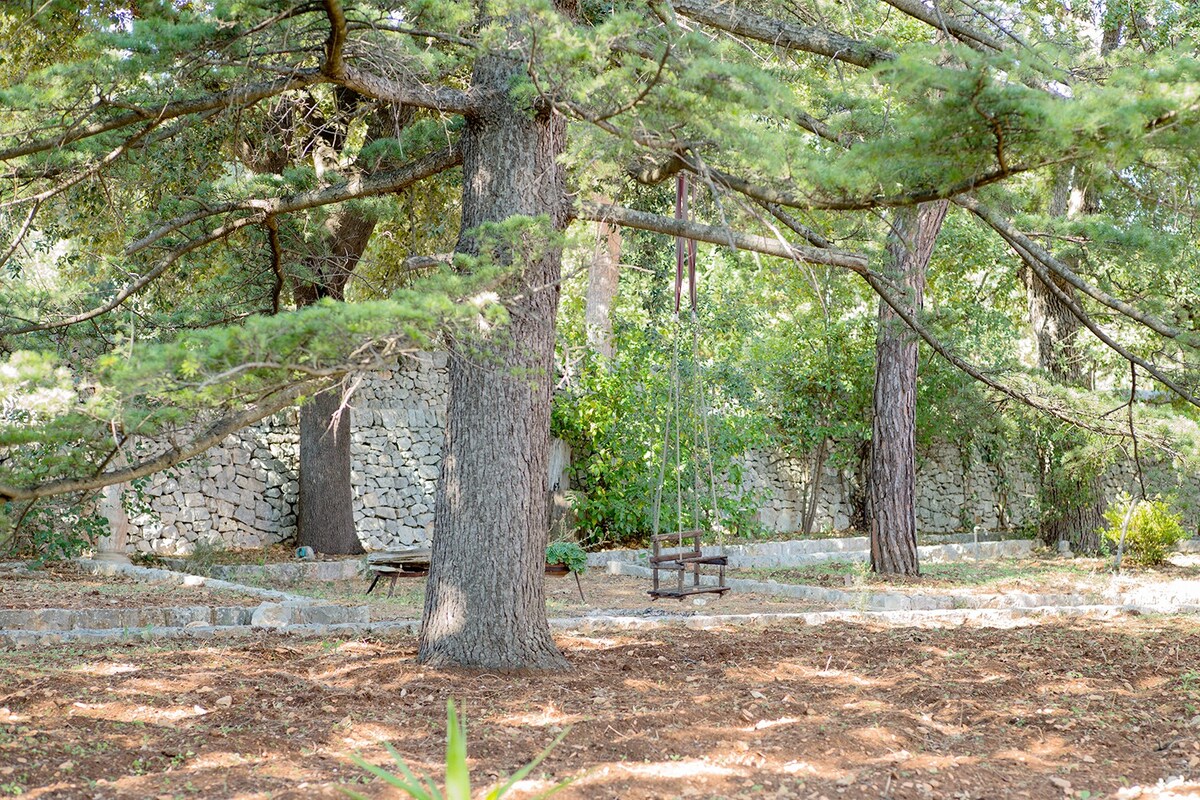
648 529 729 601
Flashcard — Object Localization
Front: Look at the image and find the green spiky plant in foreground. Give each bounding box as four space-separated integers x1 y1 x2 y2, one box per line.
344 699 574 800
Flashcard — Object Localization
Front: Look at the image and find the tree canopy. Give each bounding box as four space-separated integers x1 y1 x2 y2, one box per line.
3 0 1200 665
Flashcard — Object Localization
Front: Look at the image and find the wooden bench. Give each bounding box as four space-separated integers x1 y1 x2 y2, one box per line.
365 549 431 597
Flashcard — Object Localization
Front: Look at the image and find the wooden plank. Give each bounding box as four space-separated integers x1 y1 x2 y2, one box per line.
649 553 727 565
652 531 704 542
648 586 731 599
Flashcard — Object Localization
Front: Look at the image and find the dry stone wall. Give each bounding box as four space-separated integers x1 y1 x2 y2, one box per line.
740 441 1200 536
127 352 449 555
126 352 1200 553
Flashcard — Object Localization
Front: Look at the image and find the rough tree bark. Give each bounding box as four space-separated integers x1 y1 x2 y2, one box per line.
868 200 948 576
418 44 572 669
294 211 375 555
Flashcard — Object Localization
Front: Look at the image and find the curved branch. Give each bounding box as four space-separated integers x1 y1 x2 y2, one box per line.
128 144 461 254
322 0 348 78
0 121 159 211
0 382 317 502
671 0 893 69
575 199 868 270
335 65 477 114
1006 232 1200 408
955 195 1183 341
0 199 40 270
863 270 1137 440
693 156 1051 211
0 71 323 163
5 145 463 335
880 0 1005 52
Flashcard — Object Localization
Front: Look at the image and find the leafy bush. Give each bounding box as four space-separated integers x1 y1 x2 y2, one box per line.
1099 495 1188 566
545 541 587 574
344 699 572 800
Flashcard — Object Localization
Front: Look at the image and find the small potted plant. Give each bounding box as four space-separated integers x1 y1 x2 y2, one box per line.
545 540 587 601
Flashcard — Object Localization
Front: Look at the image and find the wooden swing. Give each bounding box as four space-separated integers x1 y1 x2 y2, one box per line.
648 175 730 601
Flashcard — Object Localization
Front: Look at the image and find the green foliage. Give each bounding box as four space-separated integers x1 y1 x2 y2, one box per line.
545 541 587 574
1100 494 1188 566
343 699 573 800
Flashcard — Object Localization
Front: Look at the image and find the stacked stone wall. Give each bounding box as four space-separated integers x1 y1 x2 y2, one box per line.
125 352 1200 554
127 352 448 555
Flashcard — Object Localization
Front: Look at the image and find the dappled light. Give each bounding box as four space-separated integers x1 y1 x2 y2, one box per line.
5 618 1196 796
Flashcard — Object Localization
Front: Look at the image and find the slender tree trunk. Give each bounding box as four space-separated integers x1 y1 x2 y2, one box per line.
800 437 828 536
868 200 948 576
419 48 571 670
584 199 621 359
294 211 375 555
1022 171 1105 553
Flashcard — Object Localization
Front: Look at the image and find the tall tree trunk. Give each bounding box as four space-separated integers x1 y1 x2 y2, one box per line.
298 387 361 554
294 211 375 555
419 49 570 670
584 198 621 359
1022 171 1105 553
868 200 948 576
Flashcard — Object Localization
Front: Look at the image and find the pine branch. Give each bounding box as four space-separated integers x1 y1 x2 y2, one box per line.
955 195 1183 341
0 72 324 163
0 382 318 502
3 146 463 336
575 199 868 270
671 0 893 69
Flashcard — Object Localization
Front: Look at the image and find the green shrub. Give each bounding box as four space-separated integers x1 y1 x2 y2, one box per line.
545 541 587 574
1099 495 1188 566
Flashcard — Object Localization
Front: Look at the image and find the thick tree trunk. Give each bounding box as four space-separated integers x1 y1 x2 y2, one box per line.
294 211 376 554
298 388 362 555
584 201 621 359
418 50 570 670
868 201 948 576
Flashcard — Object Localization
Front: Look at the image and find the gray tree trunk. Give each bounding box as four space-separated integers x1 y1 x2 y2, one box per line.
298 388 361 555
1022 171 1105 553
294 211 375 556
418 49 570 670
868 200 948 576
584 202 621 359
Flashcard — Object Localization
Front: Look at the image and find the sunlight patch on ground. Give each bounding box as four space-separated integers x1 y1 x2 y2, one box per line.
746 715 801 731
67 701 211 723
338 721 409 750
71 662 140 677
611 759 739 779
497 702 577 727
1117 778 1200 798
0 707 30 723
728 661 887 688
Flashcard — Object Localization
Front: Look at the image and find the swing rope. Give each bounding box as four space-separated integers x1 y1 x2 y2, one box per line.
648 174 728 600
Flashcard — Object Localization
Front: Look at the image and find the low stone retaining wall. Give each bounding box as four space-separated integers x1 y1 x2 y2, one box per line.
608 561 1200 611
0 560 372 645
6 603 1198 649
158 558 365 583
588 536 1034 568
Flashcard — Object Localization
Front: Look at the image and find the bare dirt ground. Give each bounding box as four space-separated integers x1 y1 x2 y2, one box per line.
1 616 1198 799
0 563 262 611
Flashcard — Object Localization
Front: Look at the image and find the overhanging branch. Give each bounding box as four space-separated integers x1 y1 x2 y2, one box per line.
671 0 892 69
575 200 868 271
4 146 463 336
0 382 318 502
